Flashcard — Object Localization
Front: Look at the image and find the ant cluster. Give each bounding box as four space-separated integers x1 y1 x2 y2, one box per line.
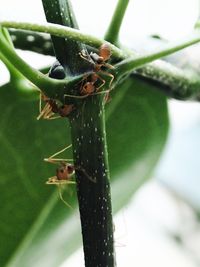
79 43 114 97
39 44 114 206
38 43 114 120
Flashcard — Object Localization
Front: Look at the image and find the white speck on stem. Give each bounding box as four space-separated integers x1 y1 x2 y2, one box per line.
27 35 35 42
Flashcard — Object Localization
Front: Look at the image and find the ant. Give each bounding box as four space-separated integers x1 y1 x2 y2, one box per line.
44 145 75 208
37 92 74 120
79 43 114 97
44 145 96 207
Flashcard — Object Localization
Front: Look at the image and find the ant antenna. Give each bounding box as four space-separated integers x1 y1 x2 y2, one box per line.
57 185 73 209
48 144 72 159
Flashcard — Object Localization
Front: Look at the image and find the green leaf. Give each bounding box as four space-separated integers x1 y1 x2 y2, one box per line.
107 75 168 211
0 76 168 267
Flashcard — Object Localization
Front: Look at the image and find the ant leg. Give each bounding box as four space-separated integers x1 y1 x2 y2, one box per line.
92 89 111 95
94 74 105 92
98 71 115 103
37 102 50 120
100 71 115 88
37 92 52 120
44 144 73 164
79 51 92 64
46 115 61 120
46 177 75 185
75 166 97 183
57 185 73 209
46 176 58 184
64 88 113 99
39 92 42 114
44 158 73 164
64 94 89 99
104 62 115 70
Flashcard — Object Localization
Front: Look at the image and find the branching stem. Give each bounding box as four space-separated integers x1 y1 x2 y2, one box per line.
105 0 130 44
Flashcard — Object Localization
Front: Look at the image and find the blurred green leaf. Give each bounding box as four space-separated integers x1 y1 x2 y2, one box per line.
0 75 168 267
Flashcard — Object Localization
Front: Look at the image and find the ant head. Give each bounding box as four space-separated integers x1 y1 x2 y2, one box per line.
99 43 111 61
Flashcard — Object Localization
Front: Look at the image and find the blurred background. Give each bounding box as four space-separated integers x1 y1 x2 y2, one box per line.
1 0 200 266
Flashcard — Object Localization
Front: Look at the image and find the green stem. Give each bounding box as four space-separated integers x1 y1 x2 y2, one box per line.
0 21 124 59
114 33 200 77
42 0 88 75
0 28 23 81
8 29 54 56
0 35 67 94
2 21 200 101
136 63 200 100
0 50 22 82
70 97 115 267
41 1 115 266
105 0 130 44
6 28 200 101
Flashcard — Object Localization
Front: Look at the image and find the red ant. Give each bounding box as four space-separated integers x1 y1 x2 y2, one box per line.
45 145 75 185
44 145 96 207
80 73 105 96
79 43 114 97
80 43 113 72
44 145 75 208
37 92 74 120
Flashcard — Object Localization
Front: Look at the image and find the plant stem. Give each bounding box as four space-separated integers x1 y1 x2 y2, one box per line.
105 0 130 44
8 29 54 56
41 1 115 266
42 0 88 75
0 35 67 94
70 97 115 266
136 62 200 100
2 21 200 101
114 32 200 77
0 50 22 81
0 28 23 81
0 21 125 59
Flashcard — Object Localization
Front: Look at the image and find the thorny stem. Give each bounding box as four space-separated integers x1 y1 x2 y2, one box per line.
105 0 130 44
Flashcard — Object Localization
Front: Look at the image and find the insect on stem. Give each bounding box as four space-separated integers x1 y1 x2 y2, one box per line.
78 43 115 100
